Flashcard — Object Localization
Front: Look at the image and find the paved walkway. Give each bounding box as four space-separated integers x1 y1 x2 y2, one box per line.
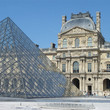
0 96 110 110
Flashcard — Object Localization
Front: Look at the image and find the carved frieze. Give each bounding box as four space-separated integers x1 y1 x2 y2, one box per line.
93 37 98 43
68 39 73 45
65 27 90 35
81 39 86 44
58 40 61 47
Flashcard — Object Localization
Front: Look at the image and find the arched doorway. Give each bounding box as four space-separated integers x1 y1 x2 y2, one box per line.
72 78 80 89
103 79 110 91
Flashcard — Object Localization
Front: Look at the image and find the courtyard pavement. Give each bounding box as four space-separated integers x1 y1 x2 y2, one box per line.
0 96 110 110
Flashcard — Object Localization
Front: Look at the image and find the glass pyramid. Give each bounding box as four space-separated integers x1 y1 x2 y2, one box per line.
0 17 66 98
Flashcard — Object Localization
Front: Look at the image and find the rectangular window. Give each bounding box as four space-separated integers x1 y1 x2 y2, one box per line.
63 39 67 48
107 53 110 58
107 64 110 71
88 52 91 57
88 63 92 72
62 64 66 72
63 53 66 58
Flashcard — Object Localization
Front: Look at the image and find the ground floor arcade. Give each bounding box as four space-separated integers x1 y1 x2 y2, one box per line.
65 73 110 96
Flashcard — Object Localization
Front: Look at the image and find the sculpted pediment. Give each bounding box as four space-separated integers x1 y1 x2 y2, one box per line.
60 27 94 35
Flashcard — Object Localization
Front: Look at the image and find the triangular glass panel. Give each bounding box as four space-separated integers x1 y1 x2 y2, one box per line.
0 17 67 98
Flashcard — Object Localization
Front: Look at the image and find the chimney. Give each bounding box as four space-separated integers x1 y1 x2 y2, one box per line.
51 43 56 49
62 16 67 26
35 44 39 48
96 12 101 32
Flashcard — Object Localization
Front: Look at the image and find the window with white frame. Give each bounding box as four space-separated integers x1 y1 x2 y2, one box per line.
73 61 79 73
107 64 110 71
63 39 67 48
88 63 92 72
75 38 79 48
88 52 91 56
88 37 92 46
62 64 66 72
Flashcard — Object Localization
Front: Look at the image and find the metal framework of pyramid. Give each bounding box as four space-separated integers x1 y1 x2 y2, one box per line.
0 17 67 98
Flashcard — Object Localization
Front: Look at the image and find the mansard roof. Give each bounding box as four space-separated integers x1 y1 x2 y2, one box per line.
61 12 96 33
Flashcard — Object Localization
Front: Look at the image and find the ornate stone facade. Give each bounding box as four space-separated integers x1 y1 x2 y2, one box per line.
41 12 110 96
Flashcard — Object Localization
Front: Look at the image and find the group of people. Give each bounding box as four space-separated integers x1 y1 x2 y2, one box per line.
83 91 97 97
83 91 107 98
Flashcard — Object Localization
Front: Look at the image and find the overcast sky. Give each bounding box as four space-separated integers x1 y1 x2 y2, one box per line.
0 0 110 48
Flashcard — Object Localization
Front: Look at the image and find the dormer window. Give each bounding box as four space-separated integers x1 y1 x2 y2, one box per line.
63 39 67 48
88 37 92 46
75 38 79 48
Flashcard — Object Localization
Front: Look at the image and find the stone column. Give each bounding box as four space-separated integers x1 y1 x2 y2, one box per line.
83 77 85 92
80 77 83 92
83 60 85 73
80 59 83 73
84 59 86 73
71 61 73 73
69 60 71 73
95 60 98 73
66 60 68 73
94 77 96 92
57 59 61 70
95 77 98 94
92 77 95 93
93 60 95 73
82 60 83 73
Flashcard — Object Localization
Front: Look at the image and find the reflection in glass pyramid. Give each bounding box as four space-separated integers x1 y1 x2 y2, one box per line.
0 17 66 98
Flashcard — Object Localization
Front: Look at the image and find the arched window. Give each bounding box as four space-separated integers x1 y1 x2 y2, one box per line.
75 38 79 47
88 37 92 46
63 39 67 48
73 61 79 73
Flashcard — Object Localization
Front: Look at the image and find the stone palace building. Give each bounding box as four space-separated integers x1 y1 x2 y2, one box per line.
41 12 110 96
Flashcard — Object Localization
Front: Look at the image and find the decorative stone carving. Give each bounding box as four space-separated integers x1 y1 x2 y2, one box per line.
81 39 86 44
67 50 71 57
93 37 98 43
72 28 89 34
56 54 61 59
58 40 61 47
68 39 73 45
64 27 89 35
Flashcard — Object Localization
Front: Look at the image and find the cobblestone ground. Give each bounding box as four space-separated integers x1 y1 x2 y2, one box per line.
0 96 110 110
